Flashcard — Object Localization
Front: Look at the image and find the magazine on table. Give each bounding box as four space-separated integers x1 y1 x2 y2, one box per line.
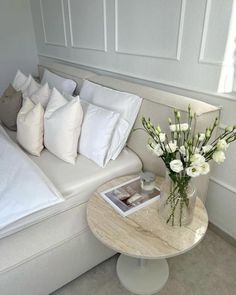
100 176 160 216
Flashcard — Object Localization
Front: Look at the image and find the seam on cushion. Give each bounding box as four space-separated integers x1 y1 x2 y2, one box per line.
0 227 90 275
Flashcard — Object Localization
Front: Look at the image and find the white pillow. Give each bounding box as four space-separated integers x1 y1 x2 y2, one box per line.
80 80 142 160
42 69 77 95
30 83 51 108
17 98 44 156
20 75 33 93
79 101 120 167
44 88 83 164
12 70 27 91
22 77 40 99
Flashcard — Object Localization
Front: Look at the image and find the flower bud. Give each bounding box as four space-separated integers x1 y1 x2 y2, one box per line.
176 111 181 119
168 118 172 124
206 129 211 138
156 125 161 133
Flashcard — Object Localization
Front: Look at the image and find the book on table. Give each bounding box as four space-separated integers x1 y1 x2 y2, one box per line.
100 176 160 216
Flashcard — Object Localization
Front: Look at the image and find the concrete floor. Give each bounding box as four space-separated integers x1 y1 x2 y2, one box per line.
53 229 236 295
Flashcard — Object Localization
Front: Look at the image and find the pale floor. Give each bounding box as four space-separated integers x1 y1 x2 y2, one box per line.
53 229 236 295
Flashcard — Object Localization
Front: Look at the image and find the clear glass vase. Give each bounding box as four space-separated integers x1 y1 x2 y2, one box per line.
159 172 197 226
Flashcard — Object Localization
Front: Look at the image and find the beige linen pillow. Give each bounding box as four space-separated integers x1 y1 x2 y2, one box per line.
0 84 22 131
17 98 44 156
44 88 83 164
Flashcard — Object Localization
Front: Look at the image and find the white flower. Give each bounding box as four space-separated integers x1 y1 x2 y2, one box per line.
216 139 229 151
169 123 189 132
179 145 186 155
190 154 205 166
202 145 212 153
200 162 210 175
170 160 183 173
165 140 177 153
153 143 164 157
213 150 225 164
226 126 233 132
159 133 166 143
186 166 201 177
193 147 200 154
199 133 205 141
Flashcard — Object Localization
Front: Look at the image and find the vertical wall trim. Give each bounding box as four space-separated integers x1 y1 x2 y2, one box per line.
40 0 67 47
115 0 186 60
68 0 107 52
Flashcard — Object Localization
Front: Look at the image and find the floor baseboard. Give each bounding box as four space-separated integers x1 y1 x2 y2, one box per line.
209 222 236 248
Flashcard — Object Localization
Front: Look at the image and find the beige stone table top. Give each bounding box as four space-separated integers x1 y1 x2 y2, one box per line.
87 175 208 259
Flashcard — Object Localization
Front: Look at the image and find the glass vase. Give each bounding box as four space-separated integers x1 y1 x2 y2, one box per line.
159 172 197 226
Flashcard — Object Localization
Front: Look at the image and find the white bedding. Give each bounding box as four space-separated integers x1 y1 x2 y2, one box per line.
0 126 63 229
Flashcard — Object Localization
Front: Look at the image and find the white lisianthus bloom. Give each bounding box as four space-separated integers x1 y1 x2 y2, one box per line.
153 143 164 157
169 123 189 132
165 140 177 153
199 133 205 141
190 154 205 166
186 166 201 177
213 150 225 164
200 162 210 175
159 133 166 143
226 126 233 132
193 147 200 154
216 139 229 151
179 145 186 155
202 145 212 153
170 160 183 173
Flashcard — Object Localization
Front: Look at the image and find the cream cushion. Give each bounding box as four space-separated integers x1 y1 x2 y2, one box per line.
30 83 51 108
17 98 44 156
23 77 40 99
44 88 83 164
12 70 28 91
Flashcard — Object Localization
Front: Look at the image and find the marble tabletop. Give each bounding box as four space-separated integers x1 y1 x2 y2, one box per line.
87 175 208 259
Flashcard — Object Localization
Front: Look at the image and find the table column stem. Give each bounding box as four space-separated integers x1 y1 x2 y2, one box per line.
139 258 147 268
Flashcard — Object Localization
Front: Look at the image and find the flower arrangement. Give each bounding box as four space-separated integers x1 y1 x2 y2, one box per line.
142 105 236 226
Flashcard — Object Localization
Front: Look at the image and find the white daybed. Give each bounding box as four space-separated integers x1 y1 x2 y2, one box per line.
0 62 220 295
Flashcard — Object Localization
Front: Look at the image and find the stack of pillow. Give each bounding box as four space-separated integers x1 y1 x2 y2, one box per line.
0 69 142 167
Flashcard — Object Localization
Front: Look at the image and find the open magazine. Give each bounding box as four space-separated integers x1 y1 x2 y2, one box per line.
100 176 160 216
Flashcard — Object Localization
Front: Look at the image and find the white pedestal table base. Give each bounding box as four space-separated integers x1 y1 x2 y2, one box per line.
116 254 169 295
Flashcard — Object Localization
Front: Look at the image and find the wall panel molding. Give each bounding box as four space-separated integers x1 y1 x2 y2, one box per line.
115 0 186 60
40 0 67 47
68 0 107 52
210 177 236 195
199 0 236 67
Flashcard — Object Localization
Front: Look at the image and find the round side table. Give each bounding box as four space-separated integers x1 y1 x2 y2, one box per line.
87 175 208 295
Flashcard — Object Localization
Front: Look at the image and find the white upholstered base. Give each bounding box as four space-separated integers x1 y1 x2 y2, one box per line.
0 228 114 295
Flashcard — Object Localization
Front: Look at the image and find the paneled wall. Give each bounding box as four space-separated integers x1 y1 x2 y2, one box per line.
30 0 236 238
0 0 38 94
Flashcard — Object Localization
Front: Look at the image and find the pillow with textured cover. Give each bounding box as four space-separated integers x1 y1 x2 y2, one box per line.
17 98 44 156
0 84 22 131
44 88 83 164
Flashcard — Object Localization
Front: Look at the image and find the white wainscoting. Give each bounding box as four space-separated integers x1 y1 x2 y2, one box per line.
31 0 236 238
114 0 186 60
40 0 67 47
68 0 107 52
199 0 234 66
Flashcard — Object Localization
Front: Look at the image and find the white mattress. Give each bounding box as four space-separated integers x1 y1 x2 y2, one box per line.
1 129 142 238
0 129 142 274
